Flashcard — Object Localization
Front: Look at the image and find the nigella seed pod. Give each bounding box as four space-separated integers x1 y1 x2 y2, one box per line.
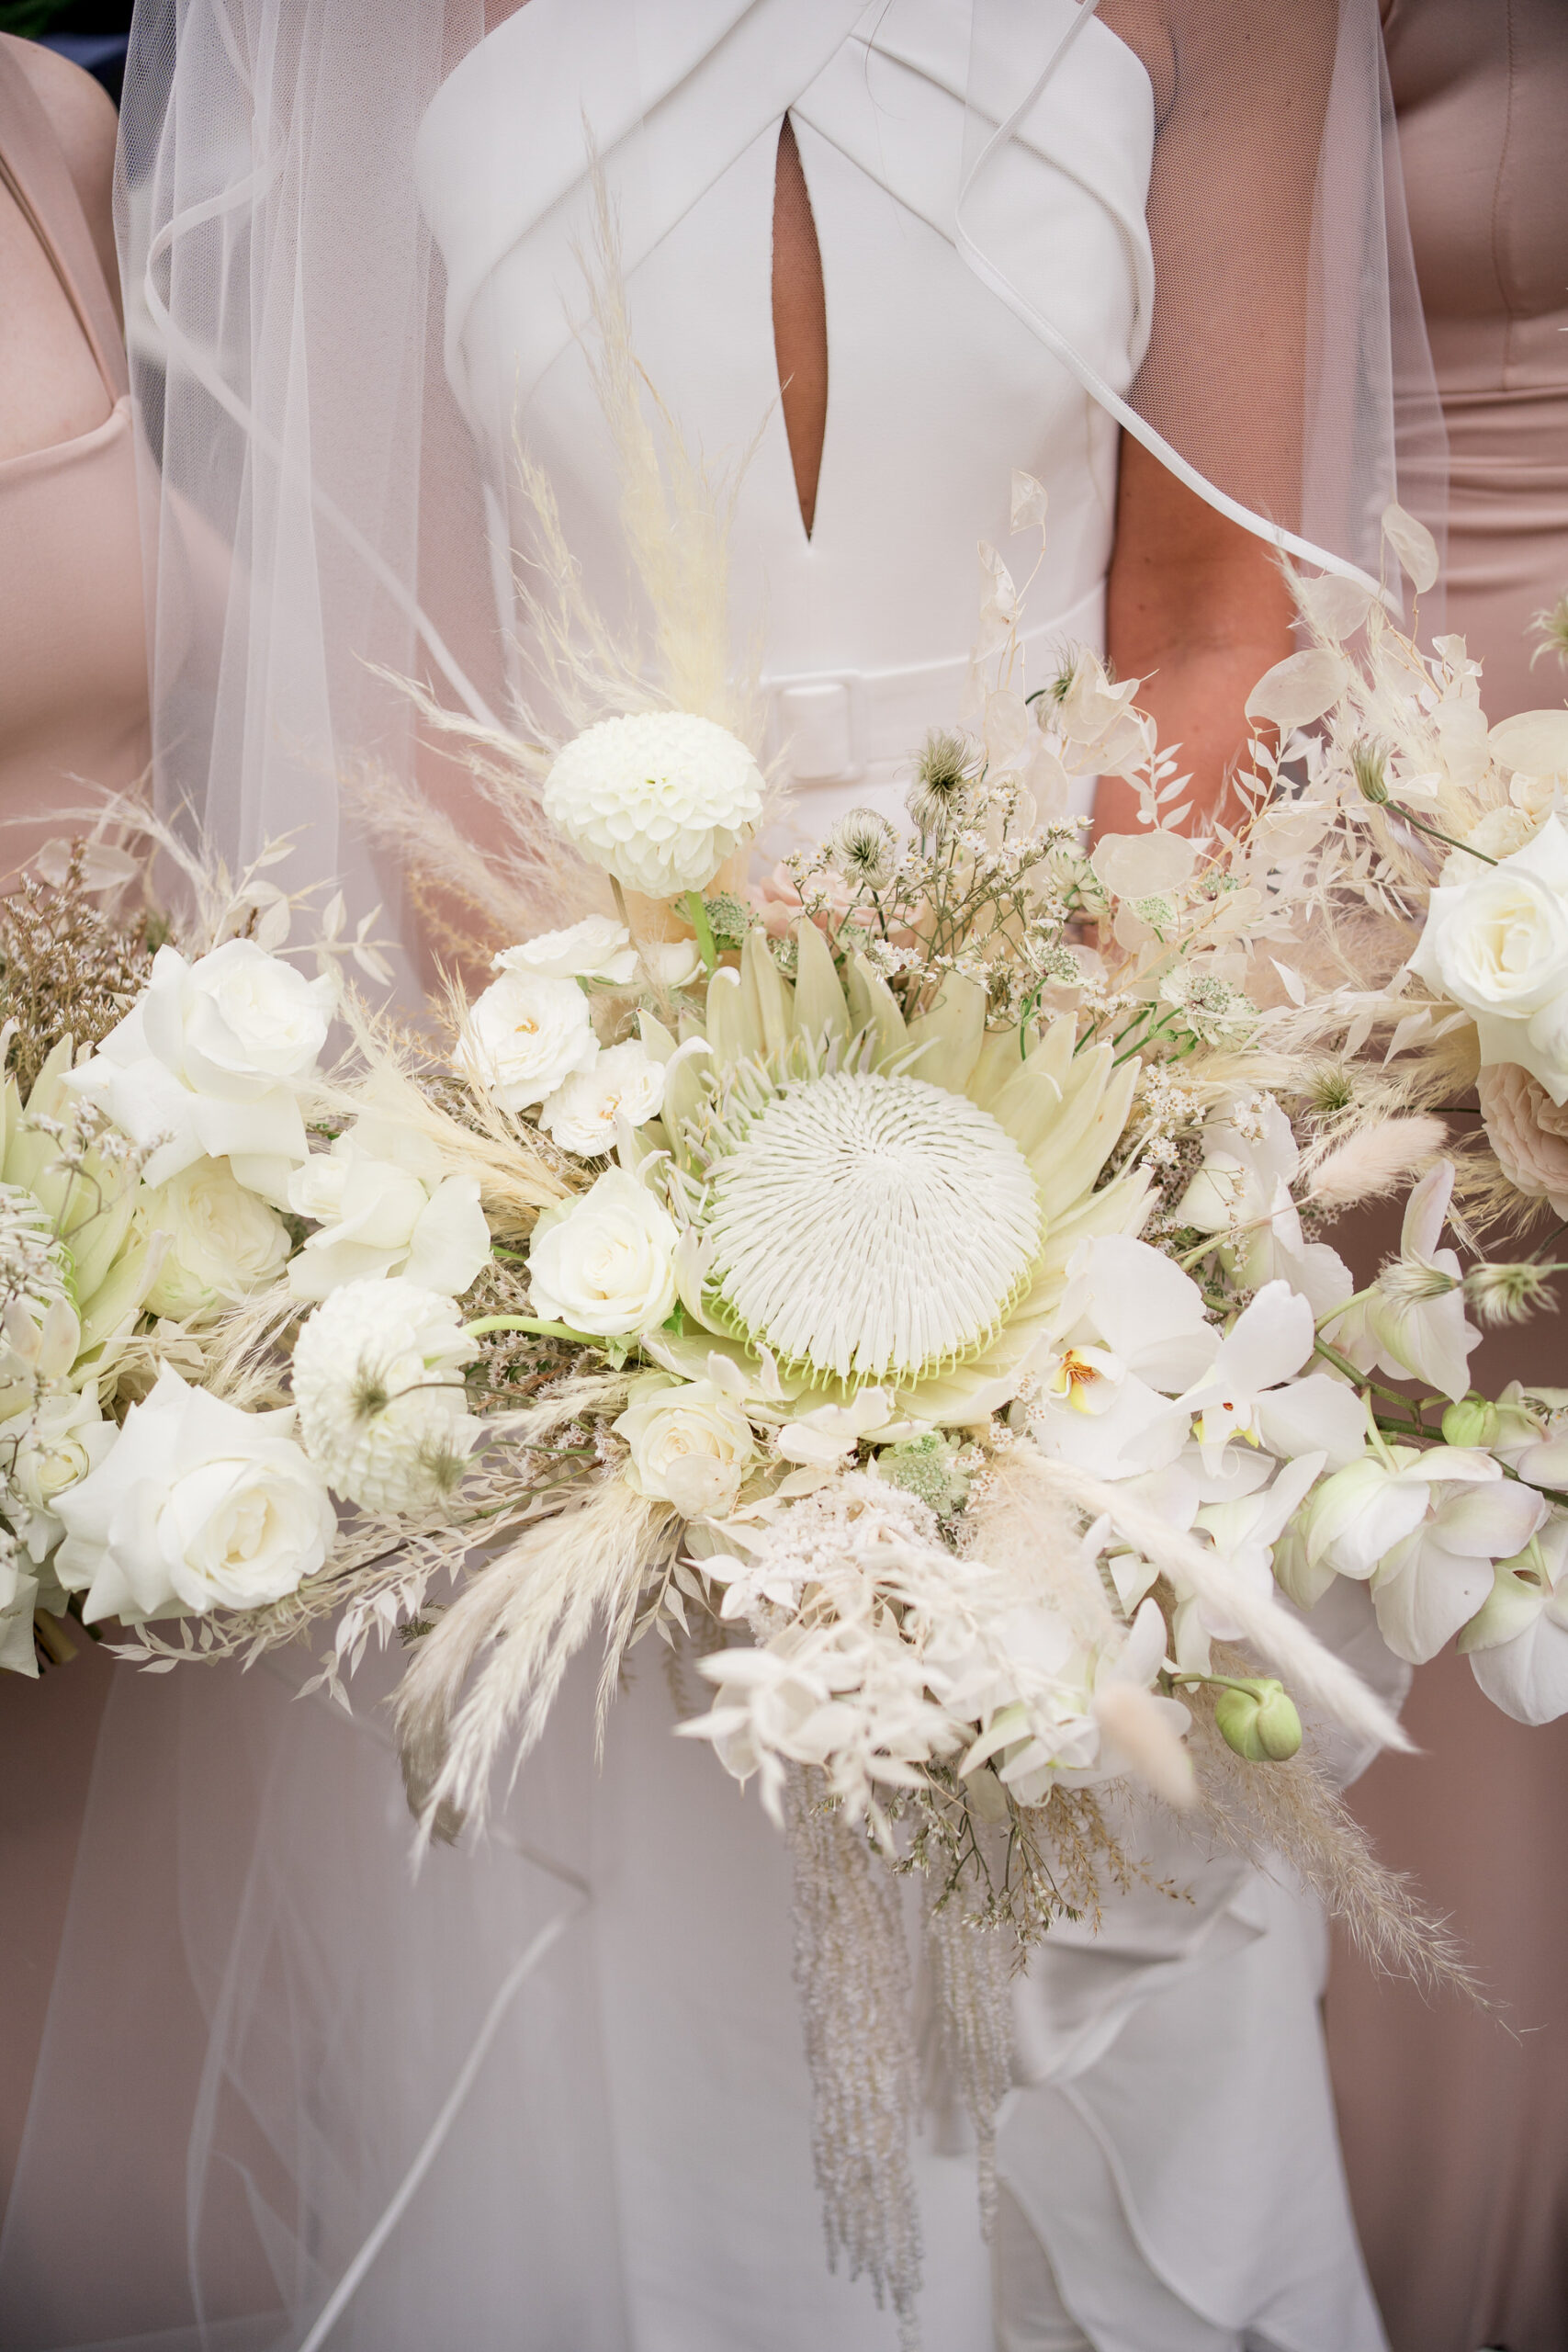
1214 1678 1303 1763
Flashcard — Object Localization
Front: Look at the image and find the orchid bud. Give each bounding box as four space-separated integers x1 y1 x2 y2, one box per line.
1442 1398 1500 1450
1214 1677 1303 1763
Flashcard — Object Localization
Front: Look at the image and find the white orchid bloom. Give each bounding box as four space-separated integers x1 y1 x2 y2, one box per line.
1487 1382 1568 1491
1177 1098 1354 1316
1177 1281 1365 1477
1461 1512 1568 1724
1335 1162 1479 1403
1027 1237 1217 1480
1304 1443 1548 1664
1175 1453 1325 1672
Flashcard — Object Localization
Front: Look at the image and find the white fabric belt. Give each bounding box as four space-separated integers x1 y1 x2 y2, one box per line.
762 579 1105 785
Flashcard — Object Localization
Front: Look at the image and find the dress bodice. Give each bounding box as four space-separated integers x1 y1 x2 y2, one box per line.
0 41 147 882
418 0 1154 824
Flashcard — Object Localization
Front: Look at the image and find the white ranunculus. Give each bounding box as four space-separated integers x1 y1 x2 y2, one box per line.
543 711 764 899
66 940 335 1196
143 1157 293 1318
53 1369 334 1621
456 969 599 1113
495 917 639 986
538 1040 666 1157
288 1119 491 1301
615 1374 756 1519
0 1387 115 1562
528 1167 679 1338
291 1277 483 1513
1409 816 1568 1102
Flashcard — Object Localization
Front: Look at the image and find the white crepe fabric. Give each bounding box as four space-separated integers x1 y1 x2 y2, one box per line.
0 4 1427 2346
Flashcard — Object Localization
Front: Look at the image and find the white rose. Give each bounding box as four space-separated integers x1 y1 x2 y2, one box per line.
456 969 599 1113
288 1119 491 1301
615 1375 756 1519
143 1157 293 1318
528 1167 678 1338
543 711 764 899
66 940 335 1195
495 917 638 986
538 1041 666 1156
54 1369 334 1621
0 1388 115 1562
1410 816 1568 1102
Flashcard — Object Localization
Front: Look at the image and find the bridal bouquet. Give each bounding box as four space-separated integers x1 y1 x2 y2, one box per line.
7 276 1567 2330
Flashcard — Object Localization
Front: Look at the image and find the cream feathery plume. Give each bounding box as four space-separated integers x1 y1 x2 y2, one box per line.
1028 1459 1413 1758
393 1479 677 1845
1305 1113 1448 1207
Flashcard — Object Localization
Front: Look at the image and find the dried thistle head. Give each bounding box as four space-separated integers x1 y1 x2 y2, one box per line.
1463 1261 1562 1327
1529 591 1568 673
827 807 898 890
1378 1255 1461 1306
1350 739 1391 806
906 729 974 834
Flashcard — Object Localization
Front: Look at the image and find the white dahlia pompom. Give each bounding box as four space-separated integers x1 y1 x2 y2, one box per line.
543 711 764 900
292 1276 482 1514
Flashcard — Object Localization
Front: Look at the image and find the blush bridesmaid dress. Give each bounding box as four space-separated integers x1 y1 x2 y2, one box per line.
1325 10 1568 2350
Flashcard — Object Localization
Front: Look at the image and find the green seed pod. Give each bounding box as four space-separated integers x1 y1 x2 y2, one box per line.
1214 1677 1303 1763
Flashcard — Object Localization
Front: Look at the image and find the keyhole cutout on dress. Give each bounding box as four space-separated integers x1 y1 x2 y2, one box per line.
772 114 828 540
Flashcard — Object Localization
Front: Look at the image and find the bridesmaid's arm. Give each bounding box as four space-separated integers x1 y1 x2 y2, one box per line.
1099 435 1293 833
1095 0 1339 833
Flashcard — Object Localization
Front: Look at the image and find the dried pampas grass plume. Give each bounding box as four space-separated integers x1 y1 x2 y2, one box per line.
1306 1114 1448 1207
393 1480 677 1846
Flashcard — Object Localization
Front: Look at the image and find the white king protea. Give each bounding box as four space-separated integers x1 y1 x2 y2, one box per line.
707 1071 1041 1383
641 922 1149 1417
543 711 764 899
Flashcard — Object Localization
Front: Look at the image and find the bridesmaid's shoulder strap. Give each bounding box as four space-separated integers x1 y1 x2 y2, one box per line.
0 36 127 400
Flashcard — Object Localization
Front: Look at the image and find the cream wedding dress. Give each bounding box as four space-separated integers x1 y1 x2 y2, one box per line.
412 6 1389 2347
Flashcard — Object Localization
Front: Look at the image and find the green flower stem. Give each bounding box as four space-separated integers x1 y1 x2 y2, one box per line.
465 1314 604 1348
1389 804 1498 866
1167 1671 1271 1696
684 889 719 974
1315 1285 1379 1330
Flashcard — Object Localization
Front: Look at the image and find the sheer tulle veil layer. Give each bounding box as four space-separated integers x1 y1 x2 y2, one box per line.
0 5 1439 2346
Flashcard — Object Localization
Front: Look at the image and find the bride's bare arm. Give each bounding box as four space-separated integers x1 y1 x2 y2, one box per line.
1096 0 1341 831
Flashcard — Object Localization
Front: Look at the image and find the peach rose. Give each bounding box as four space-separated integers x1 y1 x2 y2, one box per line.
1479 1062 1568 1218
